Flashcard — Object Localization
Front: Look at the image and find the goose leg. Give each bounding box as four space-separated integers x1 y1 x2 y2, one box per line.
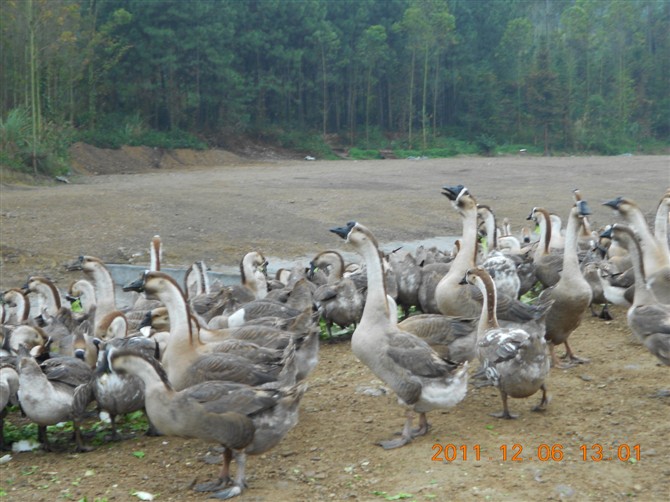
74 420 93 452
531 384 549 412
561 340 590 366
210 451 246 500
411 412 430 437
195 448 233 492
38 425 53 452
378 411 414 449
598 304 613 320
490 391 518 419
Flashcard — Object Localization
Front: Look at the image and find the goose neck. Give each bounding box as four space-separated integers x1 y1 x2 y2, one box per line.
454 206 479 269
358 238 391 323
474 274 499 334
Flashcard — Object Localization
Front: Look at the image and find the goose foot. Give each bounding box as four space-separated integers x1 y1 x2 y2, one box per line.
531 385 549 412
410 413 430 437
209 485 243 499
489 410 518 419
598 305 613 320
378 435 413 450
194 478 231 492
560 341 589 366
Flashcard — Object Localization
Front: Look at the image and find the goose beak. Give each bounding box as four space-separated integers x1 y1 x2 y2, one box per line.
603 197 624 209
139 310 153 329
599 225 616 239
66 256 85 271
123 273 146 292
577 200 592 216
330 221 356 240
441 184 466 201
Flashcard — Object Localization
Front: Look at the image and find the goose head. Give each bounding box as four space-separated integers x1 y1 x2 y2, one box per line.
330 221 380 250
109 348 172 388
123 270 183 303
575 199 592 218
602 196 627 211
442 185 477 214
66 255 105 273
329 221 357 241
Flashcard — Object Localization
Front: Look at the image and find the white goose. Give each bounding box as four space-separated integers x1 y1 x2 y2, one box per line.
603 196 670 303
436 185 550 323
330 221 468 449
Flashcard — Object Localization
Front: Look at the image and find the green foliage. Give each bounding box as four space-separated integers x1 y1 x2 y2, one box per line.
348 148 383 160
76 114 207 150
475 134 497 156
273 130 339 160
1 0 669 163
0 107 73 176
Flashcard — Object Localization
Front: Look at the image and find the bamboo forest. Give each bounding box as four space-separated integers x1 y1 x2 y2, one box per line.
1 0 668 174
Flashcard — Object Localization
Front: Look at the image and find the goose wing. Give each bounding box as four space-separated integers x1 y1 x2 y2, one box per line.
186 381 279 416
385 330 457 378
479 328 530 364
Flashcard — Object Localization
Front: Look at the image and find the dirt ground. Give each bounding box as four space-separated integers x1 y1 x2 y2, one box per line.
1 146 669 501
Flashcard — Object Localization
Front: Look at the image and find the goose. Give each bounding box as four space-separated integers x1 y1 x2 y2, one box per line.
310 250 365 339
537 199 593 367
226 277 315 330
330 221 468 449
548 214 566 251
1 288 31 325
603 196 670 303
461 267 550 418
67 256 119 332
388 250 422 319
110 350 307 499
526 207 563 289
477 204 521 298
72 333 159 442
653 190 670 257
436 185 551 323
0 356 19 450
122 271 295 391
16 345 92 451
397 314 477 362
23 276 62 320
605 225 670 366
66 279 96 319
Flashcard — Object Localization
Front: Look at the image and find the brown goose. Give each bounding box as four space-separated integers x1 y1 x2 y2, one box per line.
436 185 550 323
22 276 62 319
123 271 295 391
605 225 670 366
526 207 563 289
538 199 593 367
331 221 468 449
1 288 31 325
110 350 306 499
310 250 365 339
603 196 670 303
461 267 550 418
397 314 477 362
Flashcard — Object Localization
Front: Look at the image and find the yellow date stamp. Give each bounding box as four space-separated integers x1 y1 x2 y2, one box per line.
431 443 641 462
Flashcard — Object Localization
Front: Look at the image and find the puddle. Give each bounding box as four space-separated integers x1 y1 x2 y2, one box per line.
108 236 459 308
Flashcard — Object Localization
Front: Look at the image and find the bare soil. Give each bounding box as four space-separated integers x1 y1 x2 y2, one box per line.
1 146 669 501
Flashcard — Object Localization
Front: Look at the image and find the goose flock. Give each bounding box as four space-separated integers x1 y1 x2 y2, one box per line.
1 185 668 498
